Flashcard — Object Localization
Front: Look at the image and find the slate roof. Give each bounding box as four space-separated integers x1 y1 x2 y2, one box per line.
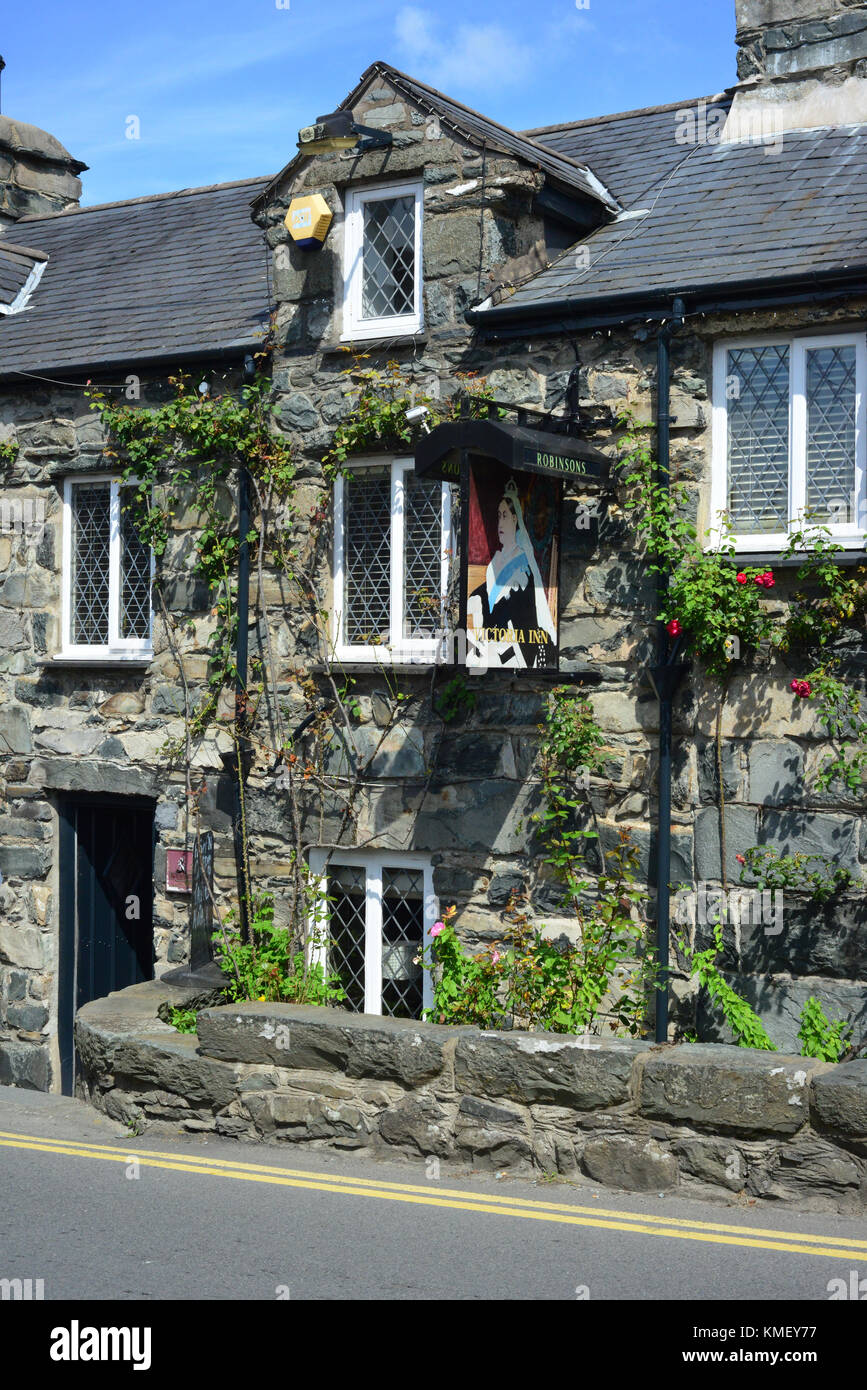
473 123 867 322
0 177 272 378
525 94 731 209
252 59 620 218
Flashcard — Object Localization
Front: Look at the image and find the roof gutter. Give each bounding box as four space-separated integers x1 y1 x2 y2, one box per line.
0 340 266 386
466 266 867 339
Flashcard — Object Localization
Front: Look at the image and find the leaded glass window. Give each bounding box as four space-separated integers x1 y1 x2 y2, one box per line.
403 470 444 639
64 476 153 655
71 482 111 645
120 487 152 640
335 460 450 658
381 867 424 1019
344 182 422 340
361 195 416 321
727 345 790 534
716 335 865 549
344 468 392 646
326 865 367 1014
805 345 857 521
315 855 432 1019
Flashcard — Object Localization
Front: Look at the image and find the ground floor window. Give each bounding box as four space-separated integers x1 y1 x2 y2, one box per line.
309 851 436 1018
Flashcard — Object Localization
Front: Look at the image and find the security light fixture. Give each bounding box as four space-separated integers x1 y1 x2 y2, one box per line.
297 110 393 155
405 404 431 434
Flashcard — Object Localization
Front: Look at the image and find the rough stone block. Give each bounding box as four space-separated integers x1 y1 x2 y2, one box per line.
197 1003 350 1071
582 1134 678 1191
110 1033 237 1109
747 740 806 805
243 1089 370 1144
694 804 759 882
454 1030 642 1109
346 1018 448 1086
454 1093 533 1167
0 922 46 967
674 1137 747 1192
0 707 32 755
379 1094 455 1156
639 1044 820 1134
7 1002 47 1031
747 1138 861 1208
810 1061 867 1139
758 809 861 875
0 1040 50 1090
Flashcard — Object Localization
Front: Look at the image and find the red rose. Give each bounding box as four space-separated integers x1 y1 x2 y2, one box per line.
666 619 682 637
790 679 800 693
799 680 812 698
762 572 775 588
736 854 745 865
736 572 747 584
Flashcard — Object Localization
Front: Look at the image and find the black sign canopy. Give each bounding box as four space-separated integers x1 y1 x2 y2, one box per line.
415 415 611 486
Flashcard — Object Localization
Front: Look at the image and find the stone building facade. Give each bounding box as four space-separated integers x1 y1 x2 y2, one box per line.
1 0 866 1092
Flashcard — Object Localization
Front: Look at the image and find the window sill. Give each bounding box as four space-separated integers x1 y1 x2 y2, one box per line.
714 550 867 566
43 654 153 670
310 661 602 683
324 332 428 355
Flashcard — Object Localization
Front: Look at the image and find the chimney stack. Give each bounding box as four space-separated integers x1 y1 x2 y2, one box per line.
726 1 867 137
0 58 87 226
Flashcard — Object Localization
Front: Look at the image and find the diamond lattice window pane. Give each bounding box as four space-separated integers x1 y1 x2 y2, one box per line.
727 346 790 533
120 488 151 639
362 195 416 321
403 472 442 638
806 345 857 522
326 866 367 1013
71 482 111 645
345 469 392 645
381 867 424 1020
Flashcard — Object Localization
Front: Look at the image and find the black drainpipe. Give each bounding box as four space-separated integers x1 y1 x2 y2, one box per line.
648 298 689 1043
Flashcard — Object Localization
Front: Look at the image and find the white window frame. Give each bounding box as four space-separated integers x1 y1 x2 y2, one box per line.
342 180 424 341
308 849 436 1018
711 331 867 554
333 456 452 664
60 473 154 660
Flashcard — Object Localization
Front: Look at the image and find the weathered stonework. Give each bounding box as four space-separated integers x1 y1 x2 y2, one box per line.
75 983 867 1213
0 115 85 225
0 53 865 1096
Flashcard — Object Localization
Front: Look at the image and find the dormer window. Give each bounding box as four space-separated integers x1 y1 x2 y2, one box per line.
342 181 423 341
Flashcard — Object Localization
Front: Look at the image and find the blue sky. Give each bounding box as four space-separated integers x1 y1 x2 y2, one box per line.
2 0 736 206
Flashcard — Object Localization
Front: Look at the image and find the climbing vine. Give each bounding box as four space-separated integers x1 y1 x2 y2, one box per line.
618 410 866 1055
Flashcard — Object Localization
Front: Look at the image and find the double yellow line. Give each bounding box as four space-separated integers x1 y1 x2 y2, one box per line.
1 1128 865 1261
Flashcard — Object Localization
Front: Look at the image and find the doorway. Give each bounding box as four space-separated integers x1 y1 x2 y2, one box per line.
58 797 155 1094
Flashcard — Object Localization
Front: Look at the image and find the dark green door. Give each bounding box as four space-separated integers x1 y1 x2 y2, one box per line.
59 798 154 1094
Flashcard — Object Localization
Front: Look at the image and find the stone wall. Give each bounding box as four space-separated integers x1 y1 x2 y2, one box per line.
75 980 867 1213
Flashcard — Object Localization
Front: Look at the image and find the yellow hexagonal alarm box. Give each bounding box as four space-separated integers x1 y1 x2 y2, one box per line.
285 194 333 249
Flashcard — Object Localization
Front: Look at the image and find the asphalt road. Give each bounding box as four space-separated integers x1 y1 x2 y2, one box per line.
1 1085 865 1303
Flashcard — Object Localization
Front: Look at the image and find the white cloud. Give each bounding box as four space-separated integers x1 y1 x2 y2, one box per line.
394 7 535 93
